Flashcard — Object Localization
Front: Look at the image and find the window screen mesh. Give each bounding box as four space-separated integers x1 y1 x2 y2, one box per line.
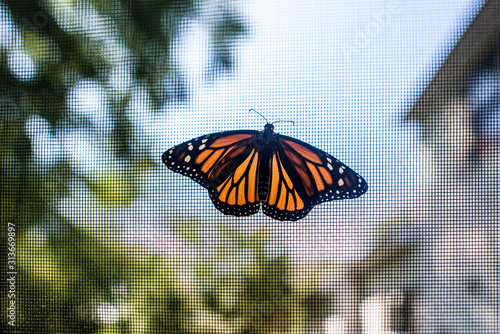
1 0 498 333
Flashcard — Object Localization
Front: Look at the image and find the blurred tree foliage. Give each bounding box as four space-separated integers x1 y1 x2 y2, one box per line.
0 0 298 333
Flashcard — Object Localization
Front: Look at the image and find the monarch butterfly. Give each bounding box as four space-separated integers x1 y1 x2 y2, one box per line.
162 113 368 221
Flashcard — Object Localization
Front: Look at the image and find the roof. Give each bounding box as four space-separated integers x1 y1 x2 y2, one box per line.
406 0 500 123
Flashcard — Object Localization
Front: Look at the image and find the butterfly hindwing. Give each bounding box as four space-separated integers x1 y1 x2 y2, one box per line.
209 145 261 217
262 149 312 221
162 130 262 217
261 134 368 221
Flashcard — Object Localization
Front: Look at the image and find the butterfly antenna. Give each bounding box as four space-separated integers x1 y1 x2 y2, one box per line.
249 109 269 123
272 119 295 126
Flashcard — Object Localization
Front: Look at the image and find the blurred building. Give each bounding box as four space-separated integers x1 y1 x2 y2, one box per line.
406 0 499 333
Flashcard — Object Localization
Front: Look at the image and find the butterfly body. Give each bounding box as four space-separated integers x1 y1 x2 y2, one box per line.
163 123 367 221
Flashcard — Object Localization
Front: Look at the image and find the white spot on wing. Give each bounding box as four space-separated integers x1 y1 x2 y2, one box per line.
339 167 344 174
199 144 206 150
327 163 333 170
338 178 344 186
184 155 191 163
202 139 208 143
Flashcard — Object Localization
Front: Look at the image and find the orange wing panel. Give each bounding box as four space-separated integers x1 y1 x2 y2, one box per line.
282 139 322 164
210 134 254 148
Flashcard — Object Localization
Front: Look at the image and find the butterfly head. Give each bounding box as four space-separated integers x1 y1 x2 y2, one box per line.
259 122 276 145
264 123 275 132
